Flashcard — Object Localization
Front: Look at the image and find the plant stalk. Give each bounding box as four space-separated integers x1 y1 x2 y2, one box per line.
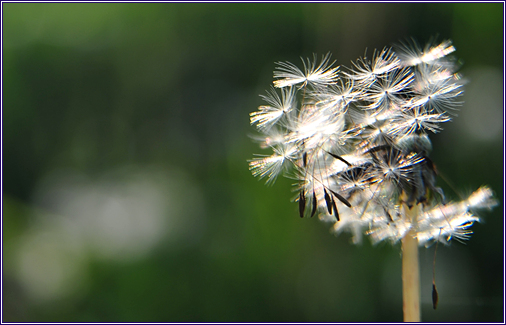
402 202 421 322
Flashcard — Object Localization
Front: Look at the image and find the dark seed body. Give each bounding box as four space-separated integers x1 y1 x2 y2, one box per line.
311 191 317 218
331 198 339 221
329 189 352 208
432 283 439 310
324 189 333 214
326 151 352 166
299 191 306 218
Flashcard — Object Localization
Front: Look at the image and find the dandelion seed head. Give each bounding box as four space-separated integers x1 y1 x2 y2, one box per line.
249 38 496 246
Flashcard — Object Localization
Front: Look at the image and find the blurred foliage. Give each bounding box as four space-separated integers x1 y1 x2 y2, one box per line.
2 2 503 322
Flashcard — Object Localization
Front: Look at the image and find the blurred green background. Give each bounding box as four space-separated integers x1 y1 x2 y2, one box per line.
2 2 503 322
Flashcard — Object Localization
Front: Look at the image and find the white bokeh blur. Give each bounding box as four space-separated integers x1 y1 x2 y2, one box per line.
14 165 205 302
461 67 503 142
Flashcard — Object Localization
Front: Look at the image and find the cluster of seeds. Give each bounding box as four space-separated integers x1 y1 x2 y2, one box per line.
249 39 496 245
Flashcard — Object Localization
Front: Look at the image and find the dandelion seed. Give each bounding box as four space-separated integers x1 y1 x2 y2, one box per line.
273 53 339 88
251 87 296 130
328 188 352 208
432 283 439 310
249 142 297 184
325 151 352 166
361 67 414 112
345 47 401 84
299 191 306 218
331 197 339 220
323 188 333 215
408 77 464 114
389 107 451 137
311 190 318 218
311 79 360 111
396 39 455 67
